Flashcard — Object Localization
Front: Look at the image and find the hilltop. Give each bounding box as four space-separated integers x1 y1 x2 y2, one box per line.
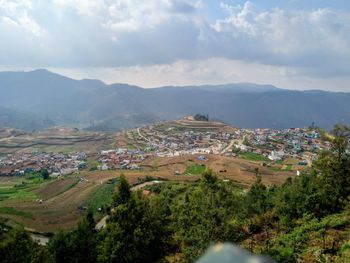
153 116 235 133
0 69 350 131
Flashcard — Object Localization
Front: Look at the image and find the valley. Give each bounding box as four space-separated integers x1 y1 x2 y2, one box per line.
0 117 329 233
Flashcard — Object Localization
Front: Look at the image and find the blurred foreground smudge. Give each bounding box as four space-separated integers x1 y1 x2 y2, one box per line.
196 243 275 263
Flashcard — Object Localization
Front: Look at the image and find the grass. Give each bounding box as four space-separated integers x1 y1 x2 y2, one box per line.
284 164 293 171
85 183 116 212
0 173 50 203
239 152 268 161
127 144 137 150
268 164 293 172
0 207 33 219
0 181 39 202
268 166 282 172
184 164 206 175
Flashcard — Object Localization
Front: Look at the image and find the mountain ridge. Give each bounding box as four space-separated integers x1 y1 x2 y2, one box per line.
0 69 349 131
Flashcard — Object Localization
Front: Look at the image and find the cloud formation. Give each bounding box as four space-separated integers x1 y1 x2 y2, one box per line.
0 0 349 90
211 2 350 76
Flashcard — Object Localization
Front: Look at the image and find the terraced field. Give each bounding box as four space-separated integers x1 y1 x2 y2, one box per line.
0 127 115 154
154 118 236 133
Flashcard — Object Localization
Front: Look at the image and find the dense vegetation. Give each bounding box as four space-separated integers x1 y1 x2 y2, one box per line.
0 125 350 262
193 114 209 122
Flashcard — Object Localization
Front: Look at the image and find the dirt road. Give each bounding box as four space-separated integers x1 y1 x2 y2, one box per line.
95 180 163 230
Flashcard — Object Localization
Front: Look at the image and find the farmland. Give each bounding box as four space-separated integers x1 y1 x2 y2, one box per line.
0 118 309 234
239 152 269 161
184 164 206 175
0 150 297 233
0 127 115 155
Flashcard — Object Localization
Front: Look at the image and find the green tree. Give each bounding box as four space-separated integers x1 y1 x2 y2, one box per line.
113 175 131 206
48 230 72 262
0 228 35 263
313 124 350 212
49 212 97 263
174 170 244 262
245 173 268 216
331 124 350 161
41 169 49 180
98 193 170 263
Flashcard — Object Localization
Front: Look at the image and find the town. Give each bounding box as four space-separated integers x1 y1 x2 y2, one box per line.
0 151 87 177
0 117 336 177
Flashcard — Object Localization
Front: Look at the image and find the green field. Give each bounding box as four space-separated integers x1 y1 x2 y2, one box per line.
284 164 293 171
184 164 206 175
239 152 268 161
268 164 293 172
0 174 49 203
0 207 33 219
84 183 116 212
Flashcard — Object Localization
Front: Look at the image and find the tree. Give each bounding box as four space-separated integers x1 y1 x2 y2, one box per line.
113 175 131 206
48 212 97 263
201 169 218 190
313 124 350 211
194 114 209 122
174 170 245 262
48 230 72 263
245 173 268 216
0 228 36 263
98 193 170 263
331 124 350 161
41 169 49 180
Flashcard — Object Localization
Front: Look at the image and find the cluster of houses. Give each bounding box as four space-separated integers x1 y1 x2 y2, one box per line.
98 148 145 171
0 152 87 177
233 128 332 163
132 125 334 166
138 127 233 157
2 124 342 176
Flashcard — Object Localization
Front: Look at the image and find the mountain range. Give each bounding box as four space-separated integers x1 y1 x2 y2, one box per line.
0 69 349 131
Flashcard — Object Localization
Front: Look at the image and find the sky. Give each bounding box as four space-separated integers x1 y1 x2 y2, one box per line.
0 0 350 91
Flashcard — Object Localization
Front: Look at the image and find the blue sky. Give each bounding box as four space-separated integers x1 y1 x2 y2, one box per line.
0 0 349 91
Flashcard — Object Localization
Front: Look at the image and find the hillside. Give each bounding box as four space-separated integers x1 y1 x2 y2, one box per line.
0 106 54 131
0 69 349 131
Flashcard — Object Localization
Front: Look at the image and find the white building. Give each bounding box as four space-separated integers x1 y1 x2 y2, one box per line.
268 150 285 161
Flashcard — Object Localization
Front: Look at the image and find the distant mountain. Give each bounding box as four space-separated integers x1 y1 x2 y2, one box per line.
0 69 349 131
0 106 54 131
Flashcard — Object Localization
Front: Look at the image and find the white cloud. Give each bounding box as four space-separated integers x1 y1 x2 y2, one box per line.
47 58 350 91
0 1 350 91
52 0 106 16
0 0 46 37
211 1 350 66
103 0 200 33
1 16 19 27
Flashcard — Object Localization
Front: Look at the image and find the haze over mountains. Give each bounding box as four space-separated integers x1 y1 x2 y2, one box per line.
0 69 349 131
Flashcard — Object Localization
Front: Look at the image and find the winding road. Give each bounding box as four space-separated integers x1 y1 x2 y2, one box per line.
31 180 164 245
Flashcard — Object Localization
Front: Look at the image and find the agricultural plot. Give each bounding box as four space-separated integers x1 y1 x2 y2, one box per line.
84 182 116 213
184 164 206 175
0 174 49 203
0 127 115 155
0 171 122 232
239 152 268 161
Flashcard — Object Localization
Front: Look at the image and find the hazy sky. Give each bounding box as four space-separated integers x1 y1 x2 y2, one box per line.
0 0 350 91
